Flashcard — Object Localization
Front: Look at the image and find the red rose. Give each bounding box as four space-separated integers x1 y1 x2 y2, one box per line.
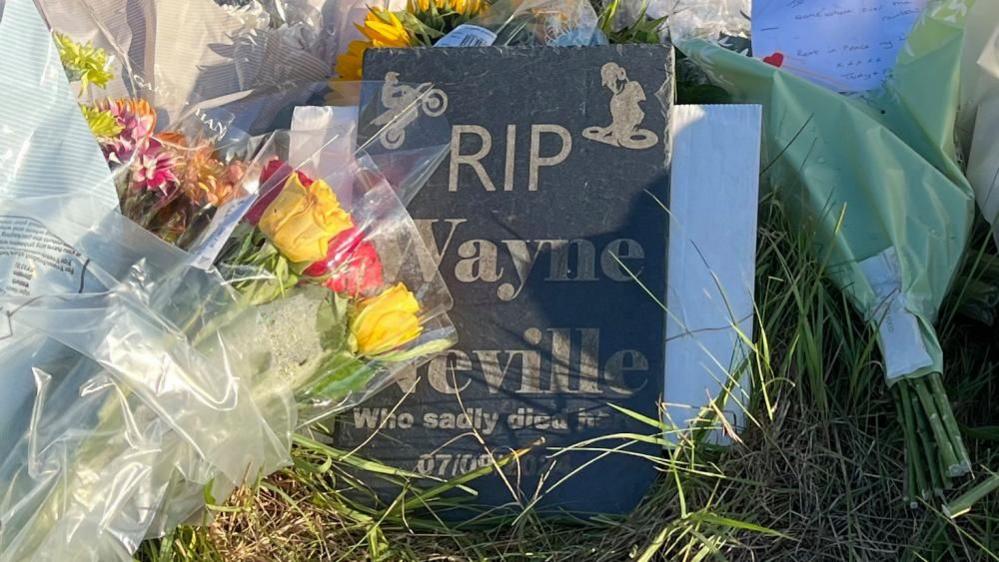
304 227 384 296
245 159 316 225
259 158 285 184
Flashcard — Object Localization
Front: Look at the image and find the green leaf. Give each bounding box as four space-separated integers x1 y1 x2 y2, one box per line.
237 274 298 306
316 292 350 352
373 337 455 363
963 425 999 442
302 351 378 401
608 402 665 430
80 105 123 138
53 32 114 89
690 512 792 539
398 10 446 44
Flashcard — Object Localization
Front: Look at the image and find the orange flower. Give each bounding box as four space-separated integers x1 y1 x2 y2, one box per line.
168 140 244 208
114 99 156 124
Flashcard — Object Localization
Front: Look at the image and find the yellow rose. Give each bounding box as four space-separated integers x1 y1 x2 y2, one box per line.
258 172 353 263
350 283 424 356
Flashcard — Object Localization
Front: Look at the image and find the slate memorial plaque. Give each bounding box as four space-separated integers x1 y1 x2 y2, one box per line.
341 45 673 515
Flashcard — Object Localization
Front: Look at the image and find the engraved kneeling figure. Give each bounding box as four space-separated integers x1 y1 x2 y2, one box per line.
583 62 659 150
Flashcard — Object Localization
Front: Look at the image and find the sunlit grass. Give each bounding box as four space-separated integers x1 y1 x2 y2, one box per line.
136 5 999 559
132 186 999 561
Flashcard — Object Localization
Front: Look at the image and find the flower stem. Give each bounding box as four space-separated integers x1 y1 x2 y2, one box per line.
899 383 929 500
929 372 970 475
911 378 961 477
944 473 999 519
909 391 943 496
898 395 919 503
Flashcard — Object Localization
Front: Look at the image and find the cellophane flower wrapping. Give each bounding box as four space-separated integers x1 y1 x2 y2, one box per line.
0 0 456 559
459 0 606 46
0 0 294 558
673 0 976 384
214 129 456 426
36 0 335 116
43 12 331 255
330 0 606 83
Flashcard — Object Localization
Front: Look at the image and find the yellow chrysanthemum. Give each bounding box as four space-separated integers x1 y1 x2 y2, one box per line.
334 8 413 81
80 105 123 138
53 33 114 90
411 0 484 16
358 8 413 47
334 40 370 81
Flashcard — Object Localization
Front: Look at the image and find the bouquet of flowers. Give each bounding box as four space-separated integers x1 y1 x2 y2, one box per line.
0 3 455 558
0 2 297 557
676 1 977 500
55 32 262 250
334 0 603 81
39 0 333 111
211 130 457 421
48 24 457 423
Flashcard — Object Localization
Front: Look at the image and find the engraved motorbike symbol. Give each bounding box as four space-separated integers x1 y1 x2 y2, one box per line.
582 62 659 150
372 71 449 150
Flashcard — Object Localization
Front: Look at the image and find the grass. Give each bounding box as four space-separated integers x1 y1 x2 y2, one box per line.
134 184 999 561
134 6 999 560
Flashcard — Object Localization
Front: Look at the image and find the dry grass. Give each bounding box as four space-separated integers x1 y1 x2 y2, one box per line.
137 13 999 558
136 193 999 562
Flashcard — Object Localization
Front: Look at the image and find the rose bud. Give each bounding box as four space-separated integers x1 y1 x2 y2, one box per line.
246 159 317 226
349 283 423 357
304 227 384 297
257 172 352 263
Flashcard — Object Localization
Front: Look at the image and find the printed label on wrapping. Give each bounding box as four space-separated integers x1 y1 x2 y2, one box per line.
859 247 933 379
0 216 99 300
190 196 257 270
435 24 497 47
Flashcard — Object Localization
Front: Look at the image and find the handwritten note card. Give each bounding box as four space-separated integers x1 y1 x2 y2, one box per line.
751 0 929 92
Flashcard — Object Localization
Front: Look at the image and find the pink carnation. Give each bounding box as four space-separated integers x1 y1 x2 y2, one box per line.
131 141 178 195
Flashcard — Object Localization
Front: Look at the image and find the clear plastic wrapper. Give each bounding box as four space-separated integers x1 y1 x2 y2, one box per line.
48 26 308 262
674 0 974 384
333 0 606 80
324 80 452 204
37 0 333 117
666 0 748 44
0 0 456 558
455 0 606 46
52 20 450 243
0 1 293 557
120 130 457 550
212 128 458 425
